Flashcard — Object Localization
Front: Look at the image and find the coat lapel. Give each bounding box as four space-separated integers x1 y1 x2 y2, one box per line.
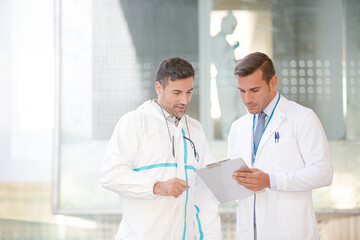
257 96 288 152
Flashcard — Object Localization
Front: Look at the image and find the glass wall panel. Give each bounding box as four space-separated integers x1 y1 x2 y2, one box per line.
210 0 359 211
345 0 360 139
272 0 345 140
56 0 199 212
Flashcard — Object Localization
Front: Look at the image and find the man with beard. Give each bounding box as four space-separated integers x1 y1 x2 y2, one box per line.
100 57 221 240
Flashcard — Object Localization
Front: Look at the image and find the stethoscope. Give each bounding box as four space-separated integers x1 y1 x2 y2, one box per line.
157 101 197 160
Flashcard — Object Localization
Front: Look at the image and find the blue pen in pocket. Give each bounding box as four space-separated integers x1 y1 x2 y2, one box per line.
275 131 280 143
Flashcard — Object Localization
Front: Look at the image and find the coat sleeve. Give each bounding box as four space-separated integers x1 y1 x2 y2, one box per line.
193 128 222 240
275 110 334 191
99 113 157 199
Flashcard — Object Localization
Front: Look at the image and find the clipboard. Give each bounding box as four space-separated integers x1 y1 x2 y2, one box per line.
196 157 253 203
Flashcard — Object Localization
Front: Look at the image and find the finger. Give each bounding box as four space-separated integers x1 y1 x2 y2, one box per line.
177 186 187 194
173 188 182 197
242 180 264 191
233 172 250 178
180 184 190 190
237 180 254 187
176 179 190 187
233 174 248 182
178 184 189 192
180 184 190 189
237 177 254 185
233 170 248 175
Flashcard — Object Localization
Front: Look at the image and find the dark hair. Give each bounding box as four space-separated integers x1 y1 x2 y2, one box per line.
234 52 275 84
156 57 195 88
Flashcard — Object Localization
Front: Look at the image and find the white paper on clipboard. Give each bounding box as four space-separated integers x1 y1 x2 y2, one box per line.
196 157 254 203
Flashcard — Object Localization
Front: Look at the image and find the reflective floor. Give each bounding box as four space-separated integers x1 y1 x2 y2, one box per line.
0 183 359 240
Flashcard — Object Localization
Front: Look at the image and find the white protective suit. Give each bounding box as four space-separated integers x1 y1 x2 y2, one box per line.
228 93 333 240
100 100 221 240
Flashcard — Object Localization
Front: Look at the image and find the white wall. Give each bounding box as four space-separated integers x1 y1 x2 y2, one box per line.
0 0 54 182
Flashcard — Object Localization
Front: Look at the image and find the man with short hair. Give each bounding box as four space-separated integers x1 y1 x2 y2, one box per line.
100 57 221 240
229 52 333 240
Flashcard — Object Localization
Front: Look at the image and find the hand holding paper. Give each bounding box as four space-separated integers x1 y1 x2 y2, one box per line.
233 168 270 191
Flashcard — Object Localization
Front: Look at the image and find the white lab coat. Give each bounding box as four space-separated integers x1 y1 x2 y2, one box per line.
228 95 333 240
100 100 221 240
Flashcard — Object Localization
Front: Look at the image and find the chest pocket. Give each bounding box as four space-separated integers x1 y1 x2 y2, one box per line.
270 138 304 171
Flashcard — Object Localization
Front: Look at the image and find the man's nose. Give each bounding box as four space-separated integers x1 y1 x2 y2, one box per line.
180 93 190 104
244 92 253 103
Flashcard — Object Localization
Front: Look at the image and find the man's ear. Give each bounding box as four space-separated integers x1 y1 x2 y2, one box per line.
270 75 278 89
155 81 162 96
